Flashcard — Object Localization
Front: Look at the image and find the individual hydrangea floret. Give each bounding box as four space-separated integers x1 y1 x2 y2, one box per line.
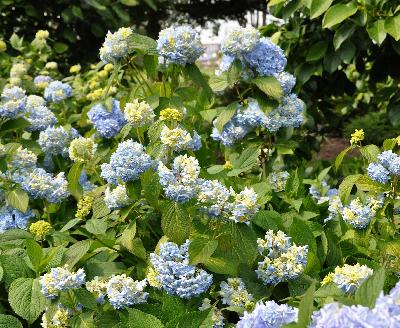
158 155 200 203
244 37 287 77
68 137 97 163
237 301 298 328
157 25 204 65
101 139 152 185
20 168 69 203
39 265 86 299
99 27 132 63
321 263 373 294
87 99 126 138
124 99 155 127
38 126 80 157
106 274 148 309
44 81 72 103
219 278 253 307
0 205 35 233
149 240 213 298
104 184 132 210
33 75 52 89
160 125 201 152
0 86 27 118
86 276 108 304
256 230 308 285
268 171 290 192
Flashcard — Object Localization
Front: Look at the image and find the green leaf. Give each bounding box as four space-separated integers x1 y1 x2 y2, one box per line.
359 145 380 163
120 0 138 6
367 20 387 45
121 308 164 328
227 59 242 85
119 221 138 253
85 0 107 10
322 2 358 29
289 218 317 252
84 218 108 235
6 188 29 213
355 268 385 307
91 197 110 219
189 238 218 265
252 210 283 231
209 73 229 92
70 312 96 328
228 144 260 176
128 32 157 55
161 201 191 244
306 41 328 61
310 0 333 19
214 104 238 133
0 255 35 286
0 118 29 135
0 314 23 328
9 33 24 51
73 289 97 310
143 55 158 78
8 278 47 324
383 138 398 150
385 15 400 41
253 76 283 100
338 174 362 204
184 64 213 100
62 240 92 267
165 309 212 328
335 146 351 171
333 22 356 50
25 239 43 272
67 162 84 200
297 283 316 328
54 42 69 53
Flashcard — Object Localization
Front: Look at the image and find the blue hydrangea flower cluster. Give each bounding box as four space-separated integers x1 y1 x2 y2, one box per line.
227 187 259 223
0 86 27 118
157 25 204 65
87 99 126 138
149 240 213 298
158 155 200 203
256 230 308 285
8 146 37 176
0 205 35 233
373 280 400 326
79 170 97 192
86 276 108 304
101 139 152 185
276 72 296 95
99 27 132 63
237 301 298 328
219 278 253 307
33 75 52 89
368 150 400 184
104 184 132 210
38 126 80 157
211 118 249 146
39 265 86 299
268 171 290 192
44 81 72 103
24 95 57 132
341 196 383 229
218 26 286 79
106 274 148 309
310 182 344 222
20 168 69 203
160 125 202 152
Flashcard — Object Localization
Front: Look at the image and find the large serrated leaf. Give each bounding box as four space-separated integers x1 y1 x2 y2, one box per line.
0 314 23 328
253 76 283 100
355 268 385 307
161 201 191 244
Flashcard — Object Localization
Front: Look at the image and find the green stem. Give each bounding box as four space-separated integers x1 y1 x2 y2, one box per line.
103 63 120 99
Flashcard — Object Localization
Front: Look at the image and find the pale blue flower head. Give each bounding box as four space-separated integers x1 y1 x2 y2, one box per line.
0 205 35 233
33 75 52 88
38 126 79 157
244 37 286 77
0 86 27 118
221 26 260 57
87 99 126 138
106 274 148 309
100 139 152 185
104 184 132 210
378 150 398 168
149 240 213 298
157 25 204 65
275 72 296 95
235 99 268 128
237 301 298 328
99 27 132 63
25 105 57 132
44 81 72 103
211 120 249 147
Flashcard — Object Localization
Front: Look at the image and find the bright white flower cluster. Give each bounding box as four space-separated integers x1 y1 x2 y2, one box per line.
160 125 201 152
124 99 155 127
341 196 383 229
256 230 308 285
106 274 148 309
100 27 132 63
219 278 253 307
321 263 373 294
104 184 132 210
68 137 97 163
39 265 86 299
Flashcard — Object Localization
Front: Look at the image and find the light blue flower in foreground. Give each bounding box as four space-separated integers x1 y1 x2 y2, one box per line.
237 301 298 328
341 196 382 229
101 139 152 185
25 105 57 132
149 240 213 298
44 81 72 103
160 125 202 152
0 86 27 118
99 27 132 63
327 263 373 294
8 146 37 173
378 150 399 167
20 168 69 203
368 163 390 184
104 184 132 210
309 302 385 328
197 179 231 217
373 280 400 327
158 155 200 203
235 99 268 128
227 187 259 223
244 37 287 77
86 276 108 304
157 25 204 65
256 230 308 285
106 274 148 309
211 119 249 146
40 265 86 299
221 26 260 57
87 99 126 138
0 205 35 233
219 278 253 307
38 126 79 157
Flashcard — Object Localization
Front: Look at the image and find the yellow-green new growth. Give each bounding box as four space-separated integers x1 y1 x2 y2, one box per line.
29 220 52 239
76 194 94 219
350 129 364 145
69 137 97 163
159 108 183 122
